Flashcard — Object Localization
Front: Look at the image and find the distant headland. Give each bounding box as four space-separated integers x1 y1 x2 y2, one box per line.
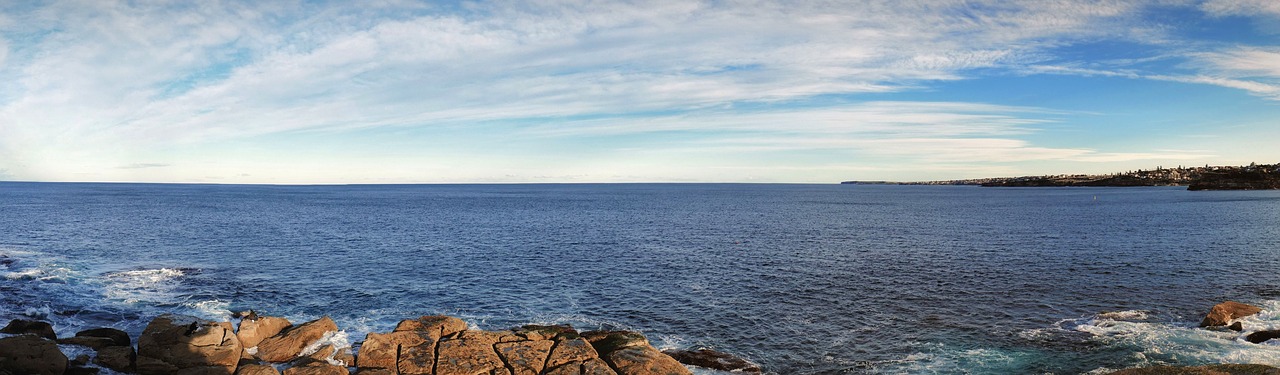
841 162 1280 190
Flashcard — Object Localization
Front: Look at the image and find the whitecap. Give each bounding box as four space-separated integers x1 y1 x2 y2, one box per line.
1071 302 1280 367
101 267 188 304
299 330 352 366
185 300 232 322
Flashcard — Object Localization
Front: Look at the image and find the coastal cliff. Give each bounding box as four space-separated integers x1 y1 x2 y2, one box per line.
1188 164 1280 190
841 162 1280 190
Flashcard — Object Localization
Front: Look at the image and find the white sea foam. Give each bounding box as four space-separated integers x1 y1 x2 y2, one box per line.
881 342 1034 374
299 330 352 366
186 300 232 322
1072 302 1280 367
4 263 76 282
101 268 187 304
1097 310 1151 321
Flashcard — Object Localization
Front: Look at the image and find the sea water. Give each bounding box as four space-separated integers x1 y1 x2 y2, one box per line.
2 182 1279 374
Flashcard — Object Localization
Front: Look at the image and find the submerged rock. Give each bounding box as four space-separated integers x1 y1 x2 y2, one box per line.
1200 301 1263 328
0 334 69 375
1248 330 1280 344
256 316 337 362
136 314 242 375
663 348 761 373
0 319 57 340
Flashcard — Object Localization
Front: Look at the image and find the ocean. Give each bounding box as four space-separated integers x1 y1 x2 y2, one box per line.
2 182 1280 374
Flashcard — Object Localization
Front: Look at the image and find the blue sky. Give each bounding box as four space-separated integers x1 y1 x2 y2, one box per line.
1 0 1278 183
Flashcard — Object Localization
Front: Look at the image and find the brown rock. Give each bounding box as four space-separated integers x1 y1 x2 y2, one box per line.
175 366 241 375
606 345 691 375
397 339 437 375
434 334 510 375
282 362 348 375
257 316 338 362
354 368 395 375
77 328 132 347
394 315 468 338
662 349 760 373
235 364 281 375
136 314 243 375
65 366 101 375
545 338 600 370
1248 330 1280 344
495 340 555 375
239 317 293 349
356 331 434 370
1108 364 1280 374
95 345 136 372
1200 301 1263 327
0 319 56 340
0 335 69 375
1230 322 1245 332
583 358 620 375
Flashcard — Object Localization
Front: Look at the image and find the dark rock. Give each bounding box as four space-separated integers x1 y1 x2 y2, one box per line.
77 327 132 347
59 336 120 350
0 319 56 340
0 334 69 375
583 331 650 355
95 345 136 372
1248 330 1280 344
65 367 100 375
136 314 242 375
1230 322 1245 332
663 348 761 373
1200 301 1263 327
256 316 336 362
1108 364 1280 374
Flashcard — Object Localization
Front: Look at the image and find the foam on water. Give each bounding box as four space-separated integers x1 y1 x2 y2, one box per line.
877 342 1039 374
299 330 352 366
1068 303 1280 370
102 268 188 304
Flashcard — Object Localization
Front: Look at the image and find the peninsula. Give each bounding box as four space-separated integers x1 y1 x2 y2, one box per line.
841 162 1280 190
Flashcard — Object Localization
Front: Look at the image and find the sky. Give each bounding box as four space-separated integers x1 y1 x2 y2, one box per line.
1 0 1279 184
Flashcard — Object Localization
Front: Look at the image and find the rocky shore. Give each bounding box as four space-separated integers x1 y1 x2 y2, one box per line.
0 313 758 375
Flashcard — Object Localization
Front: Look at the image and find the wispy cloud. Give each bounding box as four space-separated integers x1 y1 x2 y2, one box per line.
116 163 171 169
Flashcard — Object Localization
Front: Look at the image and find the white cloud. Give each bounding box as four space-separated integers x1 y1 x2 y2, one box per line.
1201 0 1280 17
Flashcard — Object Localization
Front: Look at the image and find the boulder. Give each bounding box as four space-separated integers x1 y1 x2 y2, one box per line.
77 328 132 347
356 331 434 370
393 315 468 339
256 316 338 362
1200 301 1263 327
1248 330 1280 344
235 364 281 375
662 349 761 373
354 368 395 375
1230 322 1245 332
239 316 292 349
0 334 69 375
605 345 691 375
95 345 136 372
136 314 243 375
0 319 56 340
1108 364 1280 374
495 340 555 375
59 336 120 350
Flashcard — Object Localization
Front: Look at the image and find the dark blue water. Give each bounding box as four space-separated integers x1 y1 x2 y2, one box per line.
3 182 1280 374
